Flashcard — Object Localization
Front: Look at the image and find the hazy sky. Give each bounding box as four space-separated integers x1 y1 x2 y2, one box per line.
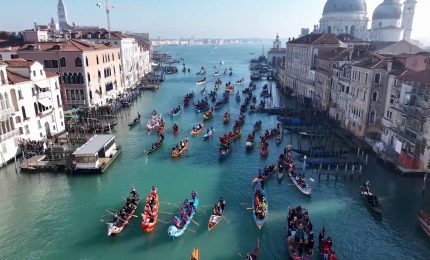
1 0 429 44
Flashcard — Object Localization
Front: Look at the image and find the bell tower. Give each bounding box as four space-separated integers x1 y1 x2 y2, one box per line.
401 0 417 41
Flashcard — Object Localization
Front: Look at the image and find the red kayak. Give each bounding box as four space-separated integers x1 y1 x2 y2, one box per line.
141 188 159 232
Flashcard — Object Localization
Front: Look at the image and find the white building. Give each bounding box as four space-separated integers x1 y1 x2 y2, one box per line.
316 0 417 42
0 59 65 166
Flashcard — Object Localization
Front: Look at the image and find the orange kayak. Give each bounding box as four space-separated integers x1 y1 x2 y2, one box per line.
190 248 200 260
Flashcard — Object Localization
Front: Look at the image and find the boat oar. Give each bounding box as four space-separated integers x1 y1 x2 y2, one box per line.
187 228 197 233
158 219 170 224
159 211 173 215
105 209 126 222
190 218 200 226
246 207 253 210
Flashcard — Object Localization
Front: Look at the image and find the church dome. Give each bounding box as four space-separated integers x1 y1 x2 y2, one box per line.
323 0 367 14
372 0 402 20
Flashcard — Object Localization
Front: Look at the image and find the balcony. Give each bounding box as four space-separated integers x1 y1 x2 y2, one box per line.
0 128 20 142
66 100 86 105
0 107 14 119
37 91 51 100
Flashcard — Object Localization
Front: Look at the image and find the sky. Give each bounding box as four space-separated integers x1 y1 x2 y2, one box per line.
0 0 429 45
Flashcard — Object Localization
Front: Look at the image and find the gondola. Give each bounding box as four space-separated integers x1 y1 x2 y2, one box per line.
360 181 382 214
260 143 268 157
141 188 159 232
214 100 224 110
145 135 164 155
108 190 140 236
171 139 189 158
286 206 313 259
170 108 182 117
167 193 199 239
417 210 430 237
289 170 311 196
253 120 262 132
208 199 226 231
252 180 268 229
196 78 206 85
219 143 231 160
191 124 204 135
194 103 209 113
128 117 140 127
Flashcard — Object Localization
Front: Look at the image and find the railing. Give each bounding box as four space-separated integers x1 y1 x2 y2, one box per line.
0 107 14 119
0 129 20 142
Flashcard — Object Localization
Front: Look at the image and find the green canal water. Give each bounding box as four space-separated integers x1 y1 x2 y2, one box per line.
1 44 430 260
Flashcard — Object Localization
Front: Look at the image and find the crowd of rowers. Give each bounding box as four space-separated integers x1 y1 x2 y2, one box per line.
192 123 204 132
141 186 159 224
172 191 198 228
287 206 314 257
194 99 209 109
254 186 267 220
260 124 282 143
172 138 189 154
319 227 337 260
212 197 226 216
170 105 181 115
112 188 140 227
219 128 241 144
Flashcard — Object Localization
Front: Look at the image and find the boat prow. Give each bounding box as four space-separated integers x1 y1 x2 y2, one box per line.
418 210 430 237
190 248 200 260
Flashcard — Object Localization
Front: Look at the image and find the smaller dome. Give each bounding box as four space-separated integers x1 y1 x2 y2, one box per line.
323 0 367 14
372 0 402 20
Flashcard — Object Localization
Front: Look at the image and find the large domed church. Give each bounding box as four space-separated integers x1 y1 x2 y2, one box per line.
317 0 417 42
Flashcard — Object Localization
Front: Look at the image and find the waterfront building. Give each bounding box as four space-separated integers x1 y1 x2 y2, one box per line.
267 34 286 68
282 33 341 102
0 59 65 166
17 40 123 109
316 0 417 42
70 29 151 89
380 52 430 169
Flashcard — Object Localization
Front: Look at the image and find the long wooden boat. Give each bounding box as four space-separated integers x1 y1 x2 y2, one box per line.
208 202 225 230
108 194 140 236
171 140 189 158
286 206 313 260
167 195 199 239
276 130 283 146
223 113 230 124
170 109 182 117
196 79 206 85
289 170 311 196
141 189 159 232
260 145 268 157
145 135 164 155
195 104 209 113
246 140 254 152
203 128 215 140
219 143 231 160
418 210 430 237
191 124 204 135
252 180 268 229
190 248 200 260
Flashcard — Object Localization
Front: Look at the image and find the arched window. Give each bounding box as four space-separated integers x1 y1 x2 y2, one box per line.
15 116 21 124
72 73 77 84
369 110 376 124
327 26 332 33
77 72 83 84
0 93 4 109
350 25 355 36
60 57 66 67
4 93 9 108
372 91 377 102
63 73 68 84
22 106 27 119
75 57 82 67
0 70 5 84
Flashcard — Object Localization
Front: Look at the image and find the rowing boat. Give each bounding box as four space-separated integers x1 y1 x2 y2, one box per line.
289 170 311 196
170 109 182 117
145 135 164 155
203 128 215 140
203 110 213 121
128 117 140 127
141 189 159 232
191 124 204 135
246 238 260 260
208 201 225 230
418 210 430 237
171 139 189 158
286 206 313 259
252 180 268 229
223 113 230 124
167 195 199 239
108 193 140 236
360 182 382 214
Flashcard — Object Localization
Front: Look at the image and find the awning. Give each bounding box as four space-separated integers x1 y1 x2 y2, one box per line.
38 97 52 108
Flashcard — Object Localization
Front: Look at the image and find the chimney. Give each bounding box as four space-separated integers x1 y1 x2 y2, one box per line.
387 59 393 73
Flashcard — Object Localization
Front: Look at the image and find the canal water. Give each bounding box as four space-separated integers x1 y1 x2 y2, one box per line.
1 44 430 260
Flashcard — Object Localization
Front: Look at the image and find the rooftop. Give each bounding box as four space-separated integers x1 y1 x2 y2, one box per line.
288 33 340 45
73 134 115 156
6 69 29 84
4 58 34 68
400 70 430 85
18 39 118 52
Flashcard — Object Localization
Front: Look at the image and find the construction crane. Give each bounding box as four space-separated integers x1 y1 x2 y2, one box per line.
96 0 115 32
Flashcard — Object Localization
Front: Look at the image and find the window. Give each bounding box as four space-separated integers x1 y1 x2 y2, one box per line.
25 125 30 134
372 91 377 102
112 53 114 61
19 127 23 135
346 86 349 94
18 90 23 99
60 111 63 119
32 71 36 77
34 102 39 115
365 73 368 83
44 60 52 68
37 120 42 129
0 70 6 84
60 57 66 67
96 55 99 64
374 73 381 84
40 70 43 76
57 95 61 107
55 82 58 89
89 90 93 100
379 21 382 27
70 89 75 100
80 90 85 100
85 57 89 66
328 26 332 33
52 60 59 68
87 73 91 83
75 57 82 67
369 110 376 124
22 106 27 119
66 90 71 100
98 70 101 79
